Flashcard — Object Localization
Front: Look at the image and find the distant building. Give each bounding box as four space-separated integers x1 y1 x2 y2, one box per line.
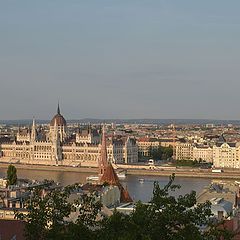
206 123 215 128
176 142 213 163
176 134 240 168
137 138 160 158
76 126 100 144
175 143 193 160
213 142 240 169
159 138 176 148
193 145 213 163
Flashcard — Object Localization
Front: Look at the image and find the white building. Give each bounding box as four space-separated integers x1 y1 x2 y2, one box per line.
175 143 193 160
213 142 240 169
0 105 138 166
193 146 213 163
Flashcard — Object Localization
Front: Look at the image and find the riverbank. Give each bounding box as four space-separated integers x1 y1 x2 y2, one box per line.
127 169 240 180
1 162 240 180
0 162 97 174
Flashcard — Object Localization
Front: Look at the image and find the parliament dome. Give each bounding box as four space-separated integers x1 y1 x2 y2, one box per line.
50 104 66 126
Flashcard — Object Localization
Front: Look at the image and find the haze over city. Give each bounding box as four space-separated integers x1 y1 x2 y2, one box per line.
1 0 240 120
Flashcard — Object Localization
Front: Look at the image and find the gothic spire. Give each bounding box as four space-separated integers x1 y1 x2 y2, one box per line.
98 124 108 176
31 117 36 142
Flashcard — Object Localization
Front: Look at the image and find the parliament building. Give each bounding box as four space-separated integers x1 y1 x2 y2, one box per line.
0 105 138 167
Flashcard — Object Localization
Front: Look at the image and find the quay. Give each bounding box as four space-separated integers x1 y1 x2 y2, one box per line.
1 162 240 180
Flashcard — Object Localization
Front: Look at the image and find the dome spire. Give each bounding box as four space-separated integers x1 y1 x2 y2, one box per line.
50 103 66 127
57 102 60 114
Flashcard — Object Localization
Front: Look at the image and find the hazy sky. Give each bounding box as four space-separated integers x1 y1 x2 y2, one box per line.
1 1 240 120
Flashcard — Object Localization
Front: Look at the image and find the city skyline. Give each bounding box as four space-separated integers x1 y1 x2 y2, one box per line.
1 1 240 120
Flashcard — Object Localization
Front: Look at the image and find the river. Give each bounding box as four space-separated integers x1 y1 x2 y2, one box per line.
0 168 211 202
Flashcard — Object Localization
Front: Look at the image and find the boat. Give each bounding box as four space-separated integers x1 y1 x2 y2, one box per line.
86 172 126 182
86 176 99 181
117 172 126 180
139 178 145 184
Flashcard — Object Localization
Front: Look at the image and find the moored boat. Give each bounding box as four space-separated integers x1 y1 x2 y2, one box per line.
139 178 145 184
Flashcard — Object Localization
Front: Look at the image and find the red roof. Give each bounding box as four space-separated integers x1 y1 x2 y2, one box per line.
138 137 150 142
100 164 119 186
100 163 133 203
0 220 25 240
50 113 66 126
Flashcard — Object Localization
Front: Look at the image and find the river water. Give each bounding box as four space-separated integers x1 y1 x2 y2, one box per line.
0 168 211 202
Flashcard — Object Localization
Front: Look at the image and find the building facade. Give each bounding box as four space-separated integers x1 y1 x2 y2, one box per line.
137 138 160 158
175 143 194 160
176 139 240 168
193 146 213 163
213 142 240 168
0 106 138 166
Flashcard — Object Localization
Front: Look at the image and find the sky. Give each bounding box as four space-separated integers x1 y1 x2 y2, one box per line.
1 0 240 120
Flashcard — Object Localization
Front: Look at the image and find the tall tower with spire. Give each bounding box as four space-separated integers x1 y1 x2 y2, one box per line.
99 125 133 203
31 117 37 142
98 124 108 177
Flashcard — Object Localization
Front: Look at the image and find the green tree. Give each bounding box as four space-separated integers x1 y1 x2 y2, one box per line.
7 164 17 186
149 146 173 160
15 184 102 240
75 192 102 227
99 175 233 240
15 185 74 240
15 176 234 240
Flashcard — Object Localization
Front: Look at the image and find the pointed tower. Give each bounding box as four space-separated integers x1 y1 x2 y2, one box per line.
99 125 133 203
100 160 133 203
31 117 36 142
57 102 60 115
98 124 108 177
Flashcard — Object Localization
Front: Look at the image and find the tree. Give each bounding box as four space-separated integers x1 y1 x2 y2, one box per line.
15 185 74 240
15 184 102 240
98 175 234 240
15 176 234 240
75 192 102 227
7 164 17 186
149 146 173 160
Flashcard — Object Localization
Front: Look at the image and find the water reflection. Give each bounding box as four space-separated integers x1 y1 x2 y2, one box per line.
122 175 211 202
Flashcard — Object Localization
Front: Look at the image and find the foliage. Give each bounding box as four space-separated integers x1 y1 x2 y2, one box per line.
7 164 17 186
75 191 102 227
99 175 233 240
149 146 173 160
15 185 75 240
172 159 213 168
172 159 200 167
15 175 234 240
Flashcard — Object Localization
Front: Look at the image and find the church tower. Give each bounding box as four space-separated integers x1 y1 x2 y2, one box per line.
98 124 108 177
